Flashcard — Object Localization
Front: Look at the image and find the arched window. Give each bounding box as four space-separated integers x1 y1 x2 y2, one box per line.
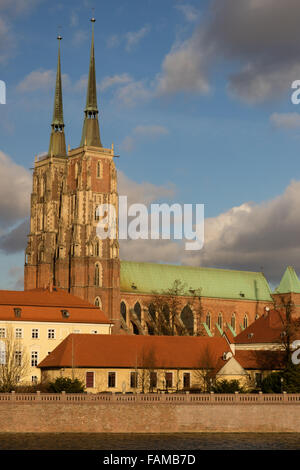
134 302 141 322
231 314 236 332
97 161 102 178
120 301 127 322
148 303 156 322
162 304 170 322
147 323 155 335
94 240 101 257
255 313 259 320
206 312 211 330
131 321 139 335
94 263 102 287
217 313 223 329
181 305 194 335
243 314 248 329
94 297 102 308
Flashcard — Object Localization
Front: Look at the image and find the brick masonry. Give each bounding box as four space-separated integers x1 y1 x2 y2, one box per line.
0 394 299 433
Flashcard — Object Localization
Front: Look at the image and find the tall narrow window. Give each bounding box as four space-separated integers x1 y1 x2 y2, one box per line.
120 301 127 322
217 313 223 329
231 314 236 332
108 372 116 388
130 371 138 388
183 373 190 389
134 302 142 322
181 305 194 335
150 372 157 389
86 372 94 388
15 351 22 367
95 263 102 287
165 372 173 389
97 161 102 178
94 297 102 308
243 314 248 330
206 312 211 330
31 351 38 367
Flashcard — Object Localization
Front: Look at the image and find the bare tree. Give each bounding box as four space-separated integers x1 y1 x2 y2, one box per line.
0 326 29 392
274 297 300 365
193 345 216 392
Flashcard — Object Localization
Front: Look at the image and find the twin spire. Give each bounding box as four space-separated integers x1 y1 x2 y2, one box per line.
48 18 102 158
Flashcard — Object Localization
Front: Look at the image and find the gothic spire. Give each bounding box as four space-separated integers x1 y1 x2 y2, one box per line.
80 18 102 147
48 35 66 157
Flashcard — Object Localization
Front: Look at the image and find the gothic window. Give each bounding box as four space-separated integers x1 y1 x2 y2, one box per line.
131 321 139 335
120 301 127 322
231 314 236 332
94 240 100 257
134 302 142 322
94 263 102 287
206 312 211 330
181 305 194 335
148 303 156 322
97 161 102 178
75 162 78 179
217 313 223 329
243 314 248 330
94 297 102 308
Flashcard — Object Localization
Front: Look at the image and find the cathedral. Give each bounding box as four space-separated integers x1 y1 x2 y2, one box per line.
24 20 298 337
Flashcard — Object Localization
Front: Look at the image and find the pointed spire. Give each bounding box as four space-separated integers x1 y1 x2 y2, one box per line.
48 35 66 157
275 266 300 294
80 17 102 148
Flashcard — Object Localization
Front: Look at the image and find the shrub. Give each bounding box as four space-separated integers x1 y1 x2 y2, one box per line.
212 379 245 393
48 377 85 393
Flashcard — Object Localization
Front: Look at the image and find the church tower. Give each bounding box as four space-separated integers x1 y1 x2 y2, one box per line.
25 21 120 327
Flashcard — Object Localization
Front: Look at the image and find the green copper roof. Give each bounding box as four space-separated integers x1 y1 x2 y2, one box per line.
274 266 300 294
120 261 273 301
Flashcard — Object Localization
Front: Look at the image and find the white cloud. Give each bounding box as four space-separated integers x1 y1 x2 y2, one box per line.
125 25 151 52
100 73 132 91
175 3 200 22
270 112 300 130
113 79 152 107
16 69 71 93
72 30 88 45
0 151 31 227
106 34 120 49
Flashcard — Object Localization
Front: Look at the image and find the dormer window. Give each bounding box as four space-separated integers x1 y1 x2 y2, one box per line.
14 308 21 318
61 309 70 319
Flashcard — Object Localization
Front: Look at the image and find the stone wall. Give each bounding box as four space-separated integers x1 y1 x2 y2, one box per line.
0 393 299 433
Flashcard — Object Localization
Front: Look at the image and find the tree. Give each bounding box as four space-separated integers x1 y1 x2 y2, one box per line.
48 377 85 393
193 345 216 392
0 326 29 392
212 379 245 394
273 297 300 365
261 364 300 393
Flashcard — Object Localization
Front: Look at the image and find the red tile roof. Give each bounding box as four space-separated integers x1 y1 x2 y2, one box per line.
38 334 231 369
234 310 285 344
0 288 111 324
235 350 285 370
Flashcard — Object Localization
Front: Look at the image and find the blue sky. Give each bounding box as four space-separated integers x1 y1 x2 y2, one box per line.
1 0 300 289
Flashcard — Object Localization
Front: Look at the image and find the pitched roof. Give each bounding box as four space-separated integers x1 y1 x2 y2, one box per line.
0 288 111 324
120 261 273 301
234 309 284 344
38 334 231 369
235 350 285 370
275 266 300 294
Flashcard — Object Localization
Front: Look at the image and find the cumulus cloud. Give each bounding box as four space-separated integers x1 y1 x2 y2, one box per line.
16 69 71 93
0 151 31 227
120 125 169 152
125 25 151 52
119 179 300 286
155 0 300 103
270 112 300 130
99 73 132 91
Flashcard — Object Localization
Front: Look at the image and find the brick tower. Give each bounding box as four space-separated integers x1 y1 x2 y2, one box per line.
24 21 120 326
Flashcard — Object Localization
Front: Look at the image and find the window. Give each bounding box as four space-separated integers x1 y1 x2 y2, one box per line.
130 371 138 388
165 372 173 389
95 263 102 287
15 328 23 339
86 372 94 388
231 314 236 331
31 351 38 367
134 302 141 322
150 372 157 389
206 313 211 330
148 303 156 322
120 301 127 322
255 373 262 386
32 328 39 339
183 373 190 389
15 351 22 367
97 161 102 178
217 313 223 329
243 315 248 330
94 297 102 308
181 305 194 335
108 372 116 388
48 329 55 339
0 328 5 338
32 376 38 384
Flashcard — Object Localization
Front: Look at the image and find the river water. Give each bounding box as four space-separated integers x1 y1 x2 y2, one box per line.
0 433 299 450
